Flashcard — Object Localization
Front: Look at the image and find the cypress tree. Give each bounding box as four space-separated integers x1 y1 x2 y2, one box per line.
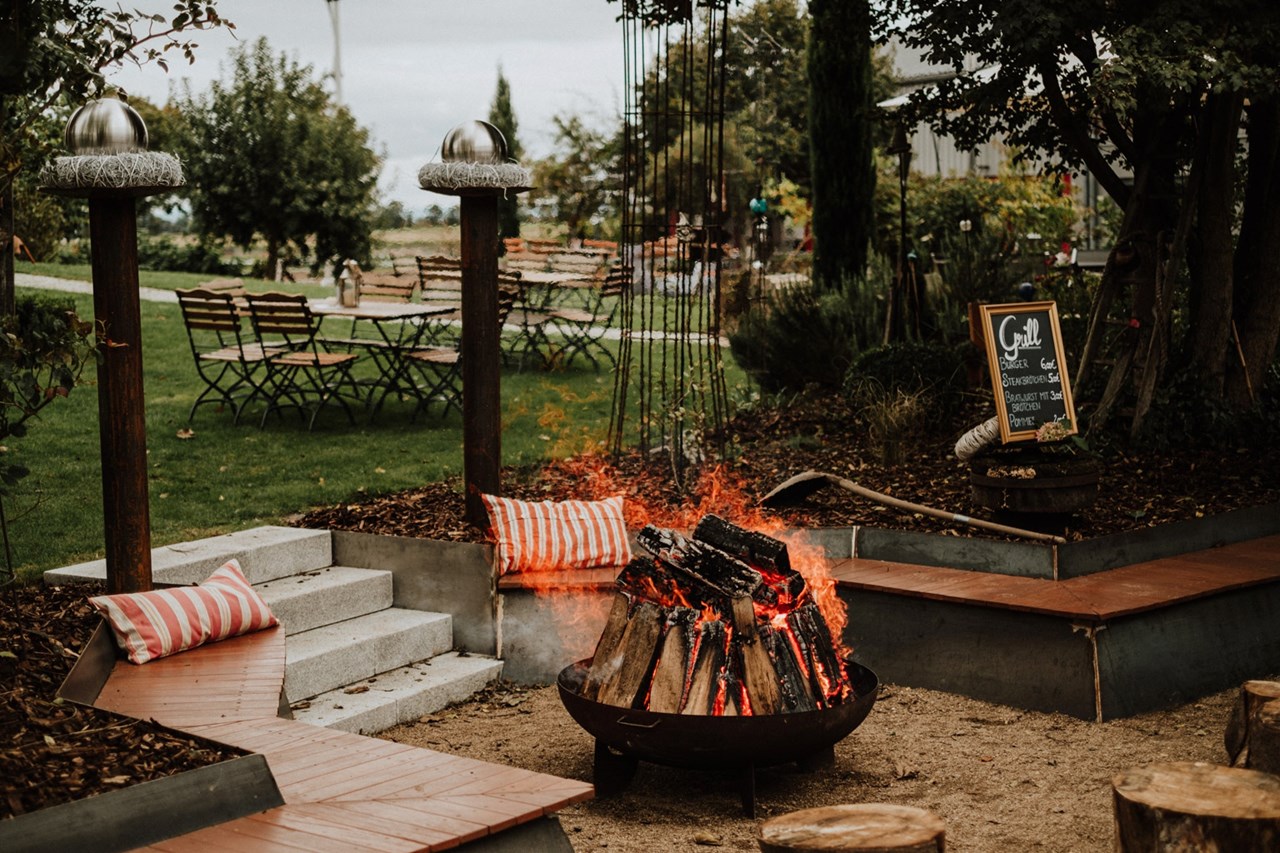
806 0 875 290
488 67 524 240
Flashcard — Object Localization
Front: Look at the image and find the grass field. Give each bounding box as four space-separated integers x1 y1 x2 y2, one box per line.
8 263 747 582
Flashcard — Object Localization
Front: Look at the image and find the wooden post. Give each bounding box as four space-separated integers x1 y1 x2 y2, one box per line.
458 193 501 528
88 196 152 593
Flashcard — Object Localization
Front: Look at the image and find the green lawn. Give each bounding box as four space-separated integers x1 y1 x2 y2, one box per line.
8 266 747 582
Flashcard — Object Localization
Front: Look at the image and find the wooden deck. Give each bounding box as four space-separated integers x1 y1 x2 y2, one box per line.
88 625 592 852
828 533 1280 621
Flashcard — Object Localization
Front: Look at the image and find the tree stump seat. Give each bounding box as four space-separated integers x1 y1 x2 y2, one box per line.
759 803 946 852
1112 761 1280 851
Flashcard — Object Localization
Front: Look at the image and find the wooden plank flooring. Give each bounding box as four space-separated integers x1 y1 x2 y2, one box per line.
829 533 1280 621
91 625 592 852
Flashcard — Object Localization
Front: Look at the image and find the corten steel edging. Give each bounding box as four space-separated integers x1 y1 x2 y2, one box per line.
1096 583 1280 719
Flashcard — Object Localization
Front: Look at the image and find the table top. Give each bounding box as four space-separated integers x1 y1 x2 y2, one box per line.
310 299 455 319
517 270 596 287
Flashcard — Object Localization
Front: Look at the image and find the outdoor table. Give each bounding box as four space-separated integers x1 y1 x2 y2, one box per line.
516 270 598 310
310 300 455 413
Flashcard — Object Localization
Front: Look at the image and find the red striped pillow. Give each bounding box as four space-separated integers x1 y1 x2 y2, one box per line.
482 495 632 574
88 559 279 664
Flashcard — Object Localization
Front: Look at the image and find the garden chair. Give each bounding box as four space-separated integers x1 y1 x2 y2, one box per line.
546 264 630 371
401 283 519 419
243 292 362 430
175 287 282 424
415 255 465 343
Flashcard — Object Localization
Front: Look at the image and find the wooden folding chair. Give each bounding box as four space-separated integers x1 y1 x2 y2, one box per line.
244 292 362 430
546 265 630 371
175 287 282 424
401 284 519 420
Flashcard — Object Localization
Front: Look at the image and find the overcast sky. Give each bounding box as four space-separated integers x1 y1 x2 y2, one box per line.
107 0 626 212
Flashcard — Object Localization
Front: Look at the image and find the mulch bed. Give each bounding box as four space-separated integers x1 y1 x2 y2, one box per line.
298 393 1280 543
0 584 243 820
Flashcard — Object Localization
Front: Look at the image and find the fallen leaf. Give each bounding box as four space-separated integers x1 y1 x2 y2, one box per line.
692 831 722 846
102 775 131 785
344 685 370 694
176 428 194 439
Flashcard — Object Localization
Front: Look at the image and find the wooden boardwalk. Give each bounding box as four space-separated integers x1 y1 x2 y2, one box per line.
91 625 592 852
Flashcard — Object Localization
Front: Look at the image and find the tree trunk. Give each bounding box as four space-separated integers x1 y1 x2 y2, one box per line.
263 237 280 281
1112 761 1280 851
1228 97 1280 408
1 95 14 317
1187 92 1243 398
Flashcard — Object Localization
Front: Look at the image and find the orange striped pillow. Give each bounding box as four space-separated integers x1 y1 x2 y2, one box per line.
88 559 279 664
482 495 632 574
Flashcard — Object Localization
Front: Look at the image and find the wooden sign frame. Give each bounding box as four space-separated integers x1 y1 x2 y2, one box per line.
978 300 1077 444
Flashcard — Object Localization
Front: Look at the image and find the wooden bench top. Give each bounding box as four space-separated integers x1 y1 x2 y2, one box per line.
89 625 592 852
829 533 1280 621
497 534 1280 623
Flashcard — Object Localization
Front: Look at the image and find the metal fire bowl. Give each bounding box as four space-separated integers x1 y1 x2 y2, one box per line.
557 658 878 771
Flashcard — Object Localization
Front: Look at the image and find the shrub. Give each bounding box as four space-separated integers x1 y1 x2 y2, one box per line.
844 340 966 424
729 277 881 393
136 236 238 275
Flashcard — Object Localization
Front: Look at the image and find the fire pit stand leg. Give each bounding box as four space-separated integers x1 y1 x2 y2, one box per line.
592 741 639 795
739 764 758 818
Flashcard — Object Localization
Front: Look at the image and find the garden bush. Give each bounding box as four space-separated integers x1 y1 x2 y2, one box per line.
844 340 966 424
136 236 238 275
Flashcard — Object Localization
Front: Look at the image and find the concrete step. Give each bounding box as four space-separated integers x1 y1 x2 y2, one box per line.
44 526 332 586
290 652 504 734
285 608 454 701
255 566 392 635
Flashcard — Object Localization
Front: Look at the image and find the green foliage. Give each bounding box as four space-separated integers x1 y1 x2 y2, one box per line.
136 236 238 275
0 294 96 495
807 0 875 291
173 37 381 277
729 278 881 393
528 111 622 239
844 341 966 423
488 68 524 240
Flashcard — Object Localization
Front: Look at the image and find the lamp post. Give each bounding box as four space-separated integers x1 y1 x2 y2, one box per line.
885 121 912 343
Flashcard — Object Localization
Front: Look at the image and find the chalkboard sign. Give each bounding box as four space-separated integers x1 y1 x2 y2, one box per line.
978 301 1077 443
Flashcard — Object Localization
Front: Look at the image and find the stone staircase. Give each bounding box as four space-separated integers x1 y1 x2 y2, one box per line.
44 526 503 734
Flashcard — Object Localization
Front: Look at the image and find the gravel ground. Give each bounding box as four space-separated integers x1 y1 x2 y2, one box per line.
382 677 1248 852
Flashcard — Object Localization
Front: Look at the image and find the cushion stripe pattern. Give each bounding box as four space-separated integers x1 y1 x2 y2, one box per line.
482 495 632 574
88 559 279 664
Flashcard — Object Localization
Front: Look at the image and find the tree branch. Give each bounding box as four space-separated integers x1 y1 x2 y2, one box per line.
1037 59 1130 206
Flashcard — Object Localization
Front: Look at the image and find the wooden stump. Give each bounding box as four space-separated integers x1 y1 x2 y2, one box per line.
1253 700 1280 776
1112 761 1280 852
759 804 945 853
1225 679 1280 767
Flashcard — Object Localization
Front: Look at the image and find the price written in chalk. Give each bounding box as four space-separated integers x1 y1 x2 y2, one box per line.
978 301 1078 443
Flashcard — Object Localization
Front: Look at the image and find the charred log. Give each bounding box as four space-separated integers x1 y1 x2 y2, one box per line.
684 620 729 715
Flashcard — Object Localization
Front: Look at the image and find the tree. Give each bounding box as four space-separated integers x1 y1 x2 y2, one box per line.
174 38 381 277
807 0 876 291
0 1 231 313
879 1 1280 431
487 67 524 240
528 111 622 239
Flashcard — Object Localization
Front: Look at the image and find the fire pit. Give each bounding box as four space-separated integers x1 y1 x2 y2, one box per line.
555 514 879 815
558 657 878 816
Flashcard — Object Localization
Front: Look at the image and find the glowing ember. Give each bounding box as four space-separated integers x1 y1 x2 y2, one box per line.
581 514 854 716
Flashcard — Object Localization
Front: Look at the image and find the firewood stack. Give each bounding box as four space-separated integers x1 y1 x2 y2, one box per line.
581 514 853 716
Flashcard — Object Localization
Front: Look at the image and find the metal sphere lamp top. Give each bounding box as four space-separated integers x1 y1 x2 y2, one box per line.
65 98 149 156
441 120 507 164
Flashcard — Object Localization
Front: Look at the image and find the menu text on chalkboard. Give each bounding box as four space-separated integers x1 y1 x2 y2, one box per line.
978 301 1078 443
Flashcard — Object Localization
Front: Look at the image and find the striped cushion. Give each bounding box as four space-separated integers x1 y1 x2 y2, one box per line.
88 559 279 664
483 495 632 574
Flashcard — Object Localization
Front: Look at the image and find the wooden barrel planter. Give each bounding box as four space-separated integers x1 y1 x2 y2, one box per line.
969 453 1101 515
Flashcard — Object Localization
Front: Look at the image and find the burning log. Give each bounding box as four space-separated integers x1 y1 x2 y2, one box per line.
587 515 851 717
